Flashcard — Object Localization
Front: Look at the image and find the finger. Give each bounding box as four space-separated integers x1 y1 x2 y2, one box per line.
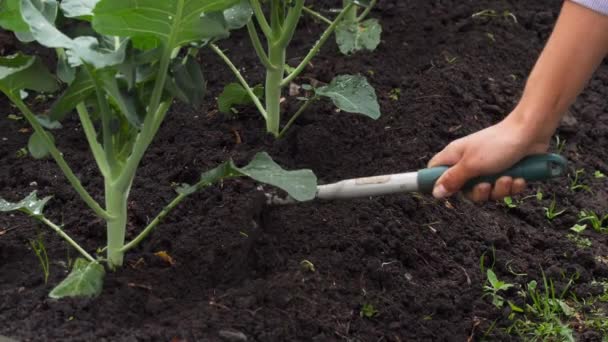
433 163 476 198
428 142 464 168
512 178 527 195
466 183 492 203
491 176 513 201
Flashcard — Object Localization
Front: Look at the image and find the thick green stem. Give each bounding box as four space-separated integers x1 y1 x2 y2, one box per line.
210 43 268 119
265 46 286 136
39 217 95 262
116 102 171 191
281 3 355 86
105 182 129 268
10 96 112 220
278 96 318 138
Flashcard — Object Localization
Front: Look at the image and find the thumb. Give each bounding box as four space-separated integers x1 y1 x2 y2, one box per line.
433 162 476 199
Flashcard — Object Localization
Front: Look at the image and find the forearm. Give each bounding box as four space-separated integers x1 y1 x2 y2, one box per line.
508 0 608 142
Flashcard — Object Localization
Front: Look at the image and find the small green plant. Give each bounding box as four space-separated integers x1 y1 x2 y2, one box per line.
7 113 22 121
15 147 28 158
472 9 518 23
569 169 591 192
212 0 381 137
566 224 592 248
388 88 401 101
543 196 566 220
300 259 316 272
483 269 515 308
503 189 543 209
554 135 566 154
360 303 379 318
594 170 606 179
503 196 517 209
30 234 50 284
578 210 608 233
507 274 576 341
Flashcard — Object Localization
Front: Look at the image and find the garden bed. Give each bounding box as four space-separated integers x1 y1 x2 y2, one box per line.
2 0 608 340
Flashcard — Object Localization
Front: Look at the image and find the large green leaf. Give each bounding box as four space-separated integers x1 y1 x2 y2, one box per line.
180 152 317 201
0 191 52 217
0 0 58 42
59 0 99 20
0 54 58 95
0 0 29 32
335 18 381 55
49 258 105 299
92 0 239 49
217 82 263 113
236 153 317 201
315 74 381 119
17 0 126 69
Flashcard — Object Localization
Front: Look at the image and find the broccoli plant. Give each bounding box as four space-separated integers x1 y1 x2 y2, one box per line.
211 0 381 138
0 0 317 298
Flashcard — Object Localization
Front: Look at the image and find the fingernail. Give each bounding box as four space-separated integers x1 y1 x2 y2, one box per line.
433 184 450 198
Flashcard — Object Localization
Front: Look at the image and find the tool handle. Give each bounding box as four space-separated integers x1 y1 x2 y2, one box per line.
417 153 568 194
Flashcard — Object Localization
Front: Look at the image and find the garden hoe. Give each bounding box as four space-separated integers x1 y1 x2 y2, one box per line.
264 153 568 205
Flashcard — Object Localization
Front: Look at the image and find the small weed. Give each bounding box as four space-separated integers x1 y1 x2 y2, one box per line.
7 114 22 121
485 32 496 42
543 196 565 220
483 269 515 308
569 169 591 192
300 259 316 272
471 9 518 23
15 147 28 158
578 210 608 233
503 189 543 209
388 88 401 101
30 234 50 284
554 135 566 154
503 196 517 209
360 303 379 318
507 273 576 341
566 233 592 249
594 170 606 179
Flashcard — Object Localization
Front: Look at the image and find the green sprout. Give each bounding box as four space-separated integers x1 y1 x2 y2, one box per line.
543 196 566 220
360 303 379 318
569 169 591 192
300 259 316 272
554 135 566 154
566 224 591 248
388 88 401 101
578 210 608 233
30 234 50 284
594 170 606 179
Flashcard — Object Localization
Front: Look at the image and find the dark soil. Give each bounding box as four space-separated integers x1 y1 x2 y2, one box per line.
2 0 608 341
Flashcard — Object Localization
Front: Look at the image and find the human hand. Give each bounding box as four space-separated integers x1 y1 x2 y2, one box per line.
428 117 550 202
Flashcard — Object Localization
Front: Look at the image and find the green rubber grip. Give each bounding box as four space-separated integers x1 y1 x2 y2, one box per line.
417 153 568 194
